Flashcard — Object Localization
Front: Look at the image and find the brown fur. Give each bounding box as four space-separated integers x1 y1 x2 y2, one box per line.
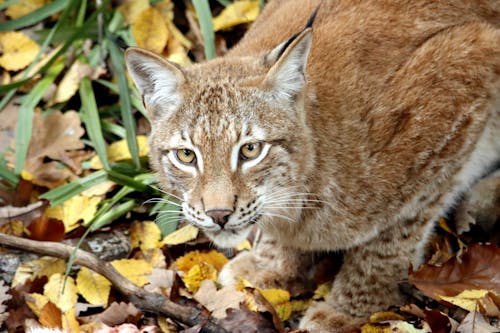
125 1 500 331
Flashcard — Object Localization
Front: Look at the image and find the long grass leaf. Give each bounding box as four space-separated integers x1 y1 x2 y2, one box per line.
0 156 19 187
89 200 136 231
107 40 140 169
14 61 65 174
0 0 70 31
40 170 108 206
79 78 110 170
192 0 216 60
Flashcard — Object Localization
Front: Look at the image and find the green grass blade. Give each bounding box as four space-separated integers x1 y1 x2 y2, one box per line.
14 61 65 174
154 200 181 236
192 0 216 60
106 170 149 192
89 199 136 231
0 0 70 31
0 155 19 187
40 170 108 206
107 40 140 170
79 78 110 170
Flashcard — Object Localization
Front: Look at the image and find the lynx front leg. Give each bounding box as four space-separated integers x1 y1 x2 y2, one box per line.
300 219 430 332
219 232 314 292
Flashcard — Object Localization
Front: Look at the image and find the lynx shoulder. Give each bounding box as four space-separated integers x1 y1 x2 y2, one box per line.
126 1 500 331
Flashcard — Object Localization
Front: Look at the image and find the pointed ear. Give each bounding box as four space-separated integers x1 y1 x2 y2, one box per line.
263 28 313 102
125 47 185 117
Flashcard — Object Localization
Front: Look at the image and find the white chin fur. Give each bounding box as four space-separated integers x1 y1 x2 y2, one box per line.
204 226 252 248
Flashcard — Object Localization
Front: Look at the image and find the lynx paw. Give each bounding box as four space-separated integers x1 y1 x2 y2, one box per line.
299 301 365 333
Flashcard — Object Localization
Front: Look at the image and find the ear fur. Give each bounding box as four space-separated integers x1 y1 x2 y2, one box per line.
263 28 313 102
125 48 185 117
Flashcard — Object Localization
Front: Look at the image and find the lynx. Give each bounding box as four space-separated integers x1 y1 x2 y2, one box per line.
125 0 500 331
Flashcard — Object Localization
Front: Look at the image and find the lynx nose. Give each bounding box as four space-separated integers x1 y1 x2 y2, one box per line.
206 209 233 227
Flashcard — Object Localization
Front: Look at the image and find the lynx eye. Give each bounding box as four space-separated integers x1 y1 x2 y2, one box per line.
176 149 196 165
240 142 262 160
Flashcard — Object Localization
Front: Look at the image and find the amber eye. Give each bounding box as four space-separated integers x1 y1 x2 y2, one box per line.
240 142 262 160
176 149 196 165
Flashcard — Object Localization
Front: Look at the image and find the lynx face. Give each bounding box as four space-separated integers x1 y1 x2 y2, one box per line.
126 31 315 247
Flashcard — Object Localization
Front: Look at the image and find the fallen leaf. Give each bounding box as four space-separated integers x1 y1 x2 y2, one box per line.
182 262 218 293
424 309 458 333
62 308 80 332
51 60 100 104
76 267 111 306
44 194 102 232
118 0 150 24
25 293 50 317
259 288 292 321
5 0 48 19
44 274 78 313
236 240 252 251
130 220 162 251
132 7 169 54
89 135 149 169
175 249 228 273
79 302 141 326
12 257 65 287
194 280 245 318
409 244 500 298
0 32 41 71
0 280 12 323
212 0 260 31
0 220 26 237
163 224 199 246
145 268 175 294
218 306 279 333
39 301 63 329
439 289 500 316
457 311 499 333
27 215 65 242
111 259 153 287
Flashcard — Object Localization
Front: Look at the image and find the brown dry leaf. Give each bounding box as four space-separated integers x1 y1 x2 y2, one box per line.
39 301 62 329
457 311 500 333
27 215 65 242
163 224 199 246
25 293 50 317
212 0 260 32
79 302 141 326
111 259 153 287
194 280 245 319
0 32 40 71
43 273 78 313
409 243 500 298
423 309 459 333
12 257 65 287
10 110 85 189
118 0 150 24
44 194 102 232
218 306 279 333
0 280 12 323
145 268 175 294
89 135 148 169
5 0 48 19
132 7 169 54
76 267 111 306
175 249 228 273
130 220 162 251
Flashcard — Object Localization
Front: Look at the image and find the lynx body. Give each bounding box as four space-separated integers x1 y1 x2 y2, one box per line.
126 1 500 331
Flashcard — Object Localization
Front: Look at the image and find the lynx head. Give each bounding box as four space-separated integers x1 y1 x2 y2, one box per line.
125 29 315 247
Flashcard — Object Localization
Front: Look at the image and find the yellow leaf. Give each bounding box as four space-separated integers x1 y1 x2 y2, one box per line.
175 249 228 273
361 323 391 333
0 32 40 71
141 248 167 268
290 299 311 313
182 262 218 293
44 273 78 313
81 180 116 196
132 7 169 54
89 135 149 169
111 259 153 286
12 257 65 287
212 0 260 32
21 169 34 181
76 267 111 306
130 221 162 251
439 289 496 313
51 60 94 104
163 224 199 246
44 195 102 232
157 316 178 333
313 282 332 300
25 293 50 317
5 0 48 19
369 311 405 323
0 220 25 237
118 0 150 24
236 239 252 251
259 288 292 321
62 308 80 332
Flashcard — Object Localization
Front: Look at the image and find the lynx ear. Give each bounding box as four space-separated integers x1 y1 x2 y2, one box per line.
263 28 313 102
125 47 185 117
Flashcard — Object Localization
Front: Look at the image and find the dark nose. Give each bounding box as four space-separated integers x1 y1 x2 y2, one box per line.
206 209 233 227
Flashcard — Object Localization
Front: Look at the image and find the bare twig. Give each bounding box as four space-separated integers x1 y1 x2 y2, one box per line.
0 233 228 333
